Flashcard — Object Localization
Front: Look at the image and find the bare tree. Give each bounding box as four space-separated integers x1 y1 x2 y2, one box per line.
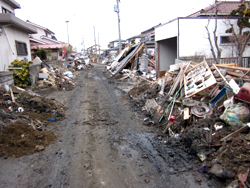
205 1 222 64
226 2 250 67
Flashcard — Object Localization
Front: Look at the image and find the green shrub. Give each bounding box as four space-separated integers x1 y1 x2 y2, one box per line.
9 59 33 87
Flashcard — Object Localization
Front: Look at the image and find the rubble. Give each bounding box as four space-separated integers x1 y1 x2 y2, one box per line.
107 49 250 186
0 84 67 158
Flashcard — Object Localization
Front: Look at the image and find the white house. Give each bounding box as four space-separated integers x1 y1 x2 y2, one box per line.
0 0 37 71
154 0 250 77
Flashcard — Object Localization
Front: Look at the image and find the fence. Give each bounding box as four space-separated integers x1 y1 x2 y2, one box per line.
206 57 250 68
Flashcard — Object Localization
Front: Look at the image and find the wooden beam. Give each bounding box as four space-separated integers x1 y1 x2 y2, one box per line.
226 70 250 79
220 125 249 142
213 64 229 84
216 64 250 72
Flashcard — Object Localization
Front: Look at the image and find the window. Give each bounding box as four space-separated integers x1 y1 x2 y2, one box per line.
15 41 28 56
221 36 231 44
2 7 11 13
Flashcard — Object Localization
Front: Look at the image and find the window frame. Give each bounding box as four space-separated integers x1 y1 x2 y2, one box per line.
2 6 11 13
15 41 28 56
220 36 232 45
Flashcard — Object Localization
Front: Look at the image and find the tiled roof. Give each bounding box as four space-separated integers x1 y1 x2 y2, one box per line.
187 1 244 17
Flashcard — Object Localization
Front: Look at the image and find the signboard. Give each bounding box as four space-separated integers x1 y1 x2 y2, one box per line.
63 48 66 55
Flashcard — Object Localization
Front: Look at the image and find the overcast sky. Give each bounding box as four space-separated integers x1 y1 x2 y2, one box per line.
15 0 215 52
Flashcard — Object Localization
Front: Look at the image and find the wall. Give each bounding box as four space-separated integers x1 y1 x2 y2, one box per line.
0 25 32 71
0 1 15 13
155 19 178 42
30 27 45 41
0 71 13 86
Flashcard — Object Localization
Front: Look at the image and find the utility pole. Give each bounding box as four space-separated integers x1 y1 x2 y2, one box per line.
115 0 122 53
93 26 97 62
98 33 100 64
65 21 69 44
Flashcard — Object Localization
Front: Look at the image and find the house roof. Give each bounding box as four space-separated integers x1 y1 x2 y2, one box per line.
110 39 126 43
31 43 69 50
141 23 161 35
29 36 46 44
26 20 55 34
0 13 37 33
187 0 244 17
126 34 143 40
2 0 20 9
40 35 62 43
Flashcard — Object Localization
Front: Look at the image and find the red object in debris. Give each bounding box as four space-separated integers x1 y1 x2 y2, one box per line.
169 116 175 122
237 82 250 102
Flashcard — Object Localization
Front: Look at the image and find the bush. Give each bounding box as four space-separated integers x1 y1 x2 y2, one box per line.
9 59 33 87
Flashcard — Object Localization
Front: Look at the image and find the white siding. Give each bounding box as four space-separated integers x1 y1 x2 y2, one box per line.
155 19 178 41
0 26 32 71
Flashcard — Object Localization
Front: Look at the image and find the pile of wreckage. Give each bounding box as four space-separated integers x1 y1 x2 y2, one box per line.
34 60 94 92
107 46 250 187
0 84 67 158
105 42 156 80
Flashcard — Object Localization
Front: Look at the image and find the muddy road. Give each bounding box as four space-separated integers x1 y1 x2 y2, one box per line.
0 64 221 188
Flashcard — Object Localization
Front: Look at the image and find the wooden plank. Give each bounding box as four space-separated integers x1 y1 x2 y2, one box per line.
215 64 250 72
226 70 250 79
213 64 229 84
183 107 190 120
220 125 249 142
9 87 15 103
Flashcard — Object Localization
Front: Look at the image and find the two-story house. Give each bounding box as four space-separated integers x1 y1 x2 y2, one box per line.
27 20 69 61
0 0 37 72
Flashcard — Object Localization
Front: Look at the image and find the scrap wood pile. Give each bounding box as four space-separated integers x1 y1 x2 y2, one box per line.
105 42 156 80
0 85 67 158
124 60 250 187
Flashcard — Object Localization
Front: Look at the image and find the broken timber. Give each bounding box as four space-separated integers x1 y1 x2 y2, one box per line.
111 43 145 77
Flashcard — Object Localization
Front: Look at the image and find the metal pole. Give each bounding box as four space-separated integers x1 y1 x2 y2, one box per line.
94 26 97 62
98 33 100 64
117 0 121 53
65 21 69 44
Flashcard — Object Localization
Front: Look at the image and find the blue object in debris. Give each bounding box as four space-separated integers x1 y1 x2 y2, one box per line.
48 118 57 122
67 64 71 68
210 86 229 106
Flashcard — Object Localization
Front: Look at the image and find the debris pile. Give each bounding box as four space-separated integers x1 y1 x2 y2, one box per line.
106 42 156 80
116 59 250 187
0 85 67 158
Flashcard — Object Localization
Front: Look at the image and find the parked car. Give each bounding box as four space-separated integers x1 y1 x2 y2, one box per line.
80 56 90 64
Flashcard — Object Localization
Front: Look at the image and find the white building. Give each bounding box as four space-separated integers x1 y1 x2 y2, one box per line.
155 0 250 77
0 0 37 71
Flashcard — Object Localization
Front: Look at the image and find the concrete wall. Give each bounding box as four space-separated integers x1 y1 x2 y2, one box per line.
0 71 13 86
0 25 32 71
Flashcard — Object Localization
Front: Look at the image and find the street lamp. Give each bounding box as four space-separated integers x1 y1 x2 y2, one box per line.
65 21 69 44
114 0 121 53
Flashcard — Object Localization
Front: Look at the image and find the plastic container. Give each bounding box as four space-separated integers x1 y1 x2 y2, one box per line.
237 82 250 102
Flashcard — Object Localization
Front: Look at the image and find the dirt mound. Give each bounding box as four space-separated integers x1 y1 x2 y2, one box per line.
0 85 67 158
0 122 56 158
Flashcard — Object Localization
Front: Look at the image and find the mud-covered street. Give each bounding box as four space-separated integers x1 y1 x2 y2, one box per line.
0 64 223 188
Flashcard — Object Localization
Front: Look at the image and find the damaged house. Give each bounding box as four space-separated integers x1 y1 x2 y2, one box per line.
155 0 250 77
